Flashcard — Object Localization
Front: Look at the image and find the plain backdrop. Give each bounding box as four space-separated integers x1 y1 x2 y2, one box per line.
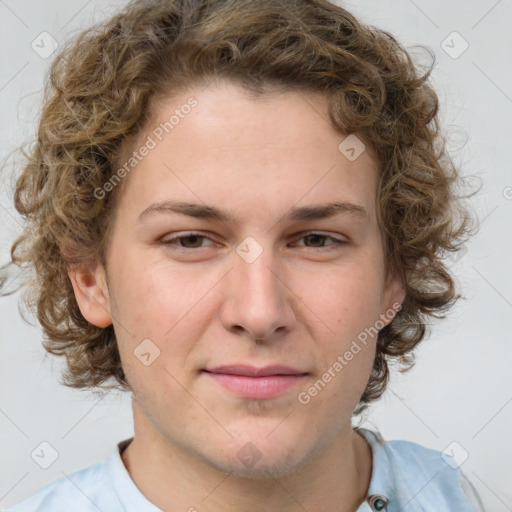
1 0 511 509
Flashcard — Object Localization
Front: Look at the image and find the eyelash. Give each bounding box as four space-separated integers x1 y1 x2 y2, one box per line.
159 231 347 251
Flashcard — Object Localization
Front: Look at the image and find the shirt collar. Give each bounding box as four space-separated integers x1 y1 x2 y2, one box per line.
106 438 162 512
355 428 396 511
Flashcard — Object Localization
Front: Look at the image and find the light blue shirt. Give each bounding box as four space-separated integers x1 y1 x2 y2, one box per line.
3 429 483 511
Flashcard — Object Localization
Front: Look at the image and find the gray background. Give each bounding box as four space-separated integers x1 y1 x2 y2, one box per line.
1 0 511 509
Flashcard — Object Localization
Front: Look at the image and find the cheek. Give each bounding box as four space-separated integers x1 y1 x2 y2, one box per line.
306 274 380 409
110 251 214 335
109 259 223 383
302 263 384 334
294 260 384 395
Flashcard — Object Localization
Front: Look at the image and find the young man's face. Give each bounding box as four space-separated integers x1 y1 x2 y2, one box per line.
72 81 404 477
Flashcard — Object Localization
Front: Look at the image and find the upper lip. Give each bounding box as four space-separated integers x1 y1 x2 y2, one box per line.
205 365 307 377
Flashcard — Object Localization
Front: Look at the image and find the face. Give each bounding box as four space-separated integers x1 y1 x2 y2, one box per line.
71 81 404 478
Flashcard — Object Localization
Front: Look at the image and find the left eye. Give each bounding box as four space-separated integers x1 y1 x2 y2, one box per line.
160 232 345 250
290 233 346 248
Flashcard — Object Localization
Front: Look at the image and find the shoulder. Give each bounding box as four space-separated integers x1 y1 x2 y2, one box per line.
3 457 123 512
358 428 483 511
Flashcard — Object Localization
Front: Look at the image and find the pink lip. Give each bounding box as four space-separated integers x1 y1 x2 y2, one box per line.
204 365 307 399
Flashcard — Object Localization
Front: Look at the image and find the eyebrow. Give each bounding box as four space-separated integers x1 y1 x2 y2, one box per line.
137 200 369 224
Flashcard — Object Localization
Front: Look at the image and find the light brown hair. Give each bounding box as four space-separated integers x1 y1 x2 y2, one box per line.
1 0 475 413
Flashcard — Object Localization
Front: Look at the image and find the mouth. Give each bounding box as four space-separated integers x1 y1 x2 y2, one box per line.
203 365 308 399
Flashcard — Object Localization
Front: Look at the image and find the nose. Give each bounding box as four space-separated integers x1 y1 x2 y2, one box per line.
219 244 297 342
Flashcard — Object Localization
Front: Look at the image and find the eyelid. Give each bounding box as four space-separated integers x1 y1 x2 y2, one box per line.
289 231 348 247
159 230 348 250
160 231 217 246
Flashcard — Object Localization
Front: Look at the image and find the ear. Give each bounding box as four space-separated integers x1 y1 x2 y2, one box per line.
68 260 112 328
380 271 406 327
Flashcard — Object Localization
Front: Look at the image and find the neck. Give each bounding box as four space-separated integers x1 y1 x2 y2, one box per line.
121 409 372 512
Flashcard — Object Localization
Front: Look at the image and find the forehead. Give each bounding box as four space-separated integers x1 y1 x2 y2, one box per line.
114 81 380 223
145 81 337 152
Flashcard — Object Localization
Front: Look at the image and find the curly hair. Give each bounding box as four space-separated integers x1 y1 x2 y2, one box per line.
1 0 475 412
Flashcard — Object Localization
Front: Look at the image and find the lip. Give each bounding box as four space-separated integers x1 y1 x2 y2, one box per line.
206 364 306 377
203 365 307 399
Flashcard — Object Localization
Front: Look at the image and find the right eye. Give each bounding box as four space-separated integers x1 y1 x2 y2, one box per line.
159 232 217 250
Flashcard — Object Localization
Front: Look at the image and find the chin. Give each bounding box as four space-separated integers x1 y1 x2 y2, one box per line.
206 449 306 480
196 428 315 480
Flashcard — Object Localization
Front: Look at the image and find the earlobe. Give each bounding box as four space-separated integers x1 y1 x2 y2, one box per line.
381 272 406 326
68 261 112 328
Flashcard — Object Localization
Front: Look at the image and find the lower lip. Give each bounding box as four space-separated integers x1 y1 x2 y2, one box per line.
204 372 306 399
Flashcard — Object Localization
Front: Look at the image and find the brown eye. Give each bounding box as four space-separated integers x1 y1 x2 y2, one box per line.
303 234 328 247
160 232 215 249
291 232 346 249
176 235 205 248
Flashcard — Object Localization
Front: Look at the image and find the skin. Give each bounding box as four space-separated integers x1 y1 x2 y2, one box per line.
69 80 405 512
